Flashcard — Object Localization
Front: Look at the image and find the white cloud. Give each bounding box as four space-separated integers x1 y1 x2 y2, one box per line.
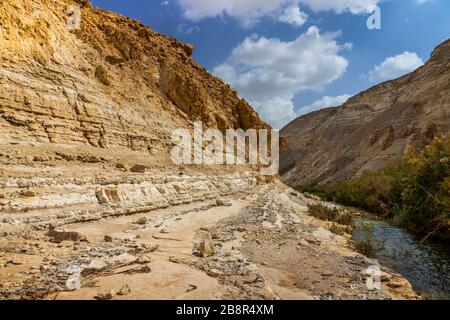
214 26 350 128
177 24 200 34
301 0 379 14
177 0 290 27
297 94 352 115
176 0 381 27
277 4 308 26
369 52 424 82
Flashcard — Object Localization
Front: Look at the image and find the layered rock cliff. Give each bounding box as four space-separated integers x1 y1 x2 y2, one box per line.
0 0 268 152
281 39 450 186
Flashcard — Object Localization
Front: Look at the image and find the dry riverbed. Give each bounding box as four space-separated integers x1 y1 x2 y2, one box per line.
0 183 418 300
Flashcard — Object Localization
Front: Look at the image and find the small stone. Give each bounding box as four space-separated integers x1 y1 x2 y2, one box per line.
137 255 152 264
193 231 215 258
298 239 310 247
116 163 130 171
160 228 170 234
304 235 321 246
104 235 113 242
21 189 36 197
117 285 131 296
136 217 148 225
169 256 187 264
94 290 115 300
206 269 221 277
130 164 146 173
137 264 151 273
0 252 5 258
47 228 87 243
216 199 232 207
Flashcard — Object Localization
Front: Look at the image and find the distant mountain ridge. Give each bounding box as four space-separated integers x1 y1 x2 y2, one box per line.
280 38 450 186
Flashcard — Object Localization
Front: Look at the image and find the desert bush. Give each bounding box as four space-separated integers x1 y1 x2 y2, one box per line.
353 222 385 257
328 223 350 236
308 204 354 226
325 135 450 241
295 186 332 200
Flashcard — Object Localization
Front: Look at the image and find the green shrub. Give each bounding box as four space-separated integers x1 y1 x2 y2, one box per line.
353 222 385 257
308 204 354 226
295 186 332 200
328 223 350 236
324 135 450 241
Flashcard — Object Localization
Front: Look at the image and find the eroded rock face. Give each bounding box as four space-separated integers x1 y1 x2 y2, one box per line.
0 0 273 240
280 39 450 186
0 168 258 234
0 0 269 152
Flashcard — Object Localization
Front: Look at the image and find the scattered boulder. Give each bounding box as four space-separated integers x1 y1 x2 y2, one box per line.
298 239 310 247
47 228 87 243
206 268 221 277
94 289 115 300
104 235 113 242
21 189 36 197
96 188 122 204
135 264 151 273
137 255 153 264
193 230 215 257
130 164 146 173
169 256 189 264
136 217 148 225
117 285 131 296
216 199 232 207
116 163 130 171
304 235 321 246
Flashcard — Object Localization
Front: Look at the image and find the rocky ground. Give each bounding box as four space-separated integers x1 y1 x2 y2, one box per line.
0 151 418 300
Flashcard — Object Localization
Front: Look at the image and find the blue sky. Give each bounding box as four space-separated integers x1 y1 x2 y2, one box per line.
90 0 450 128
